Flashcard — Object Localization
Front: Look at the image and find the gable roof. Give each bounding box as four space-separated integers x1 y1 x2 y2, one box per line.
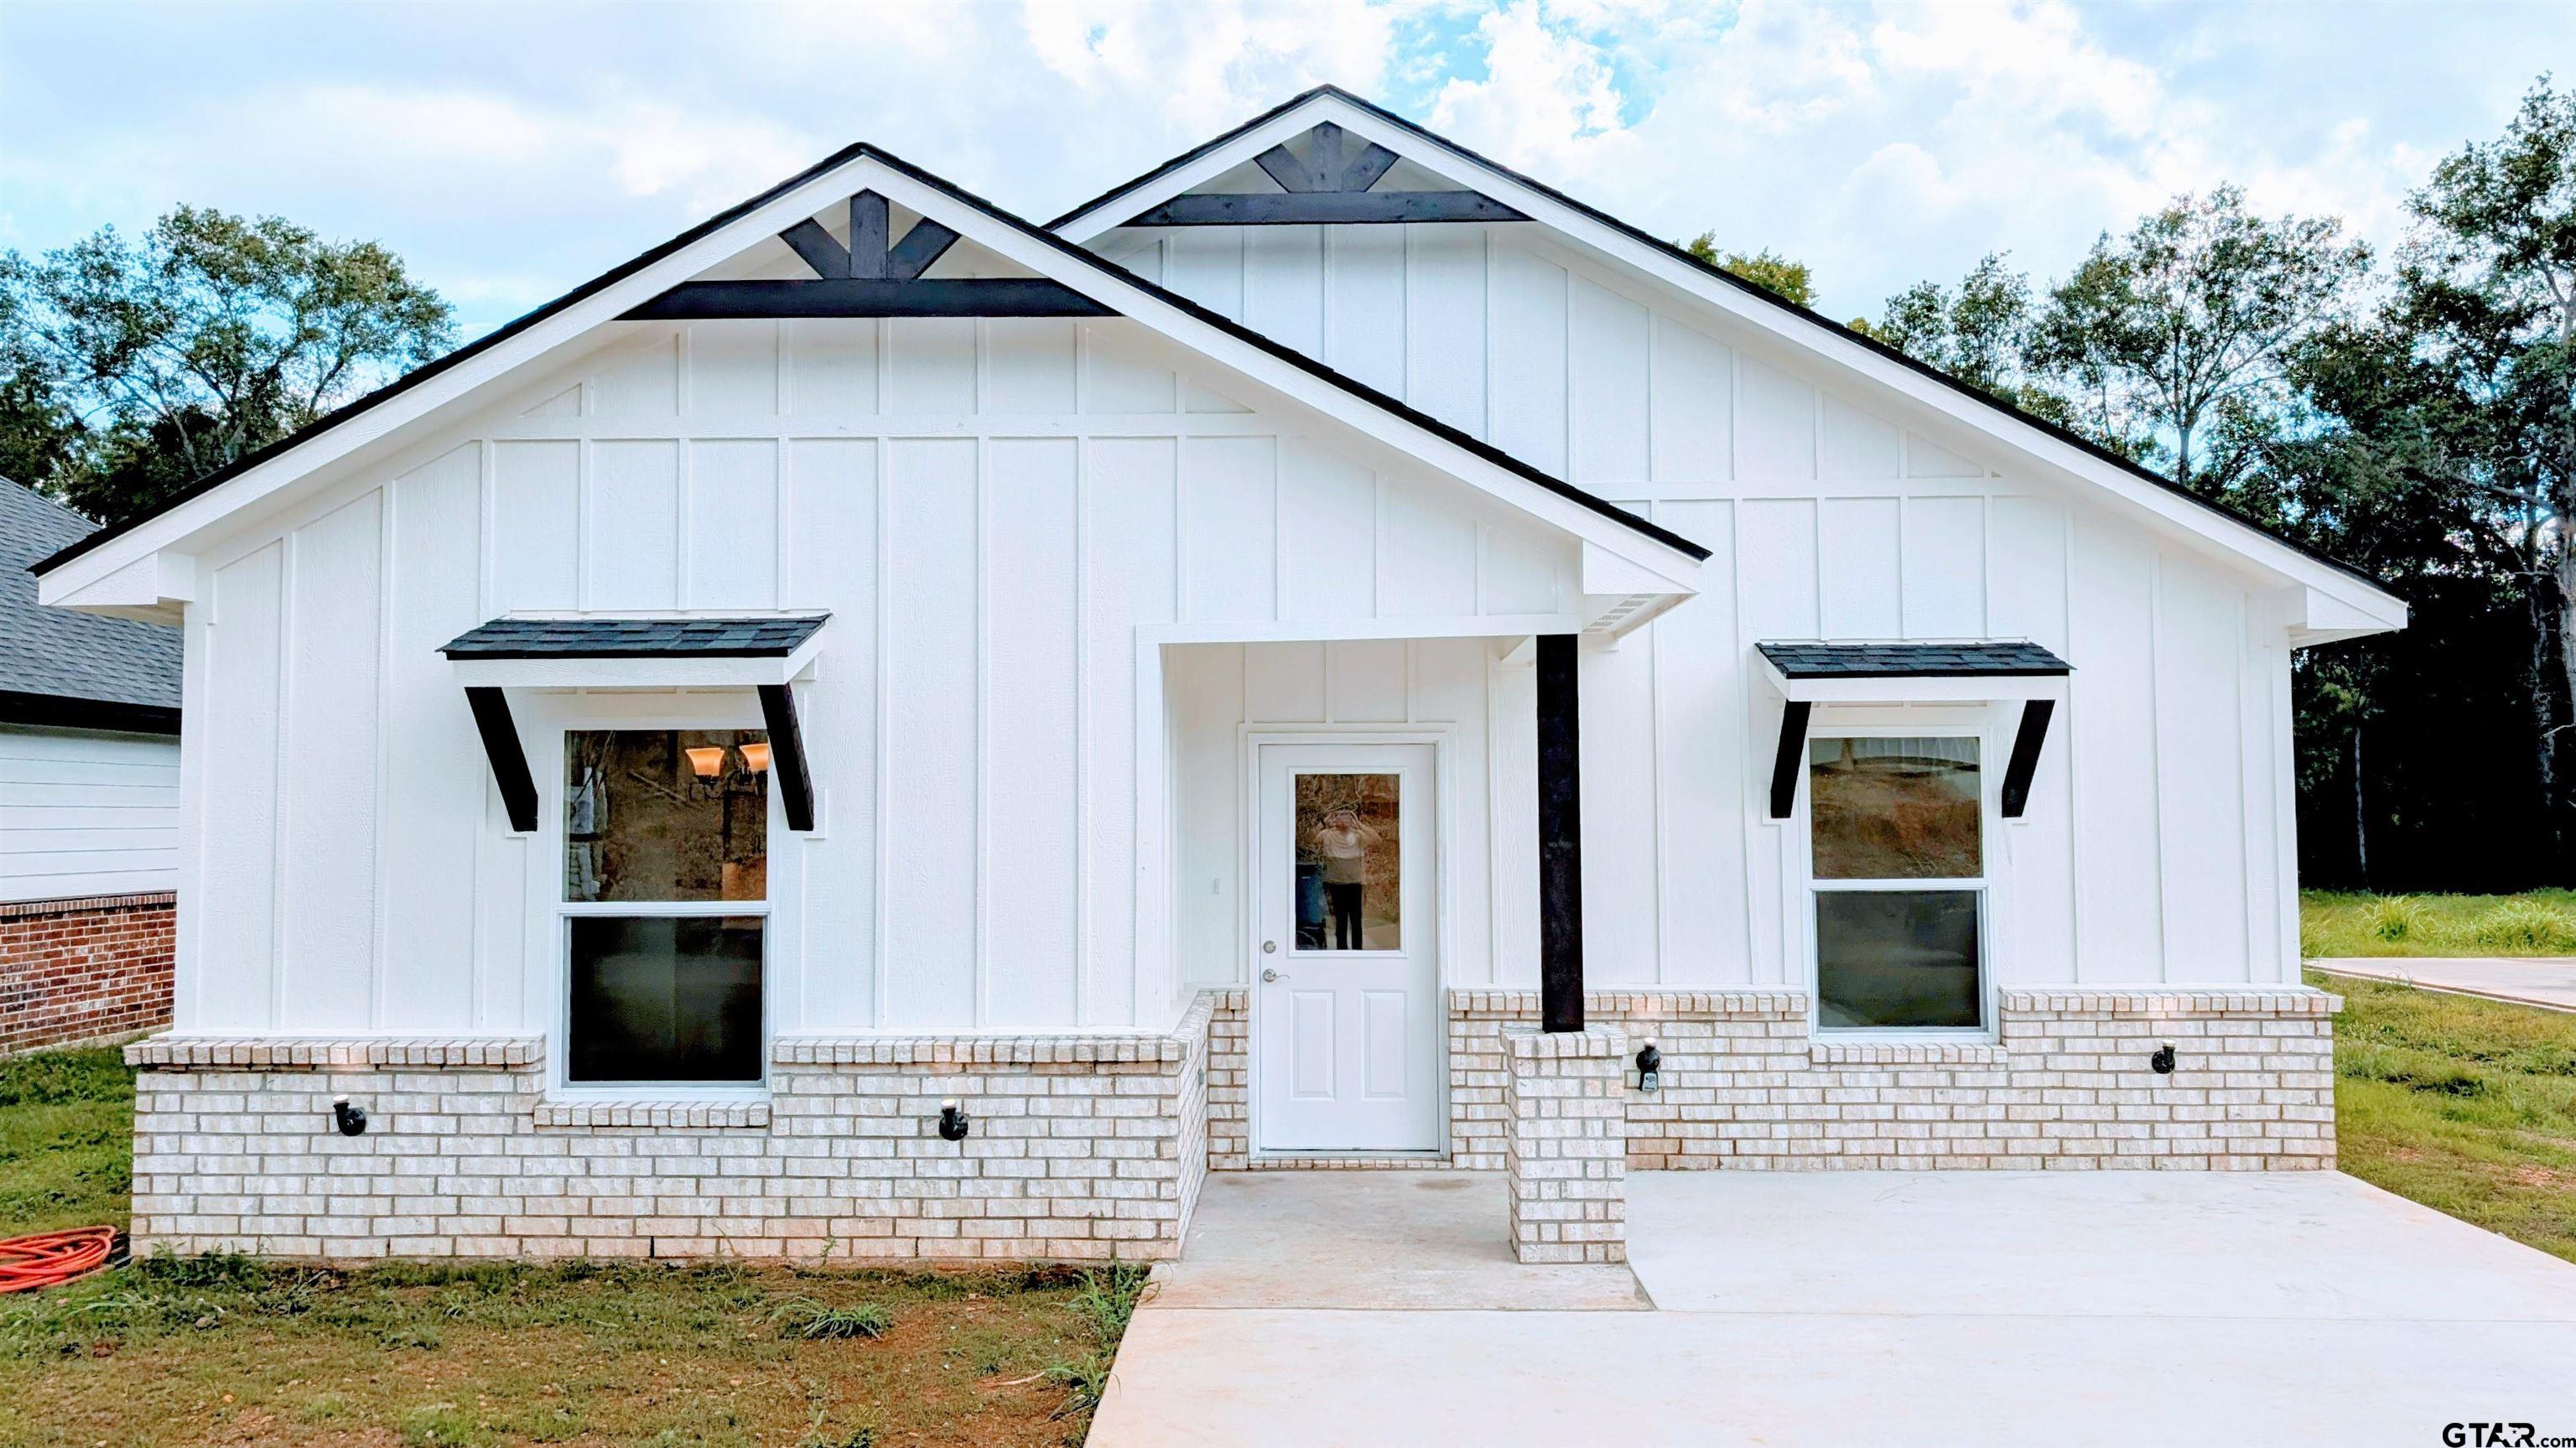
32 141 1706 595
0 479 181 731
1053 86 2405 627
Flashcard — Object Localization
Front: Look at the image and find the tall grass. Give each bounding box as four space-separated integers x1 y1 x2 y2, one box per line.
2300 890 2576 959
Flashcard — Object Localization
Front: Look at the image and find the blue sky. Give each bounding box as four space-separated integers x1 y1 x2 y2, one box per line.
3 1 2566 337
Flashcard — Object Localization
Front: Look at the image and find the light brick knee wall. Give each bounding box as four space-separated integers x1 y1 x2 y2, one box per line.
1501 1025 1627 1264
1453 987 2338 1171
125 993 1219 1262
1205 989 1249 1169
2 892 175 1056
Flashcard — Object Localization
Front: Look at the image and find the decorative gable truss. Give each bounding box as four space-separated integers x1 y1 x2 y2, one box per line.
1129 122 1527 227
625 190 1116 319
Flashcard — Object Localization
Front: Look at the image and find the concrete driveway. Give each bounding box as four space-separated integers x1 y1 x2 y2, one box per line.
2314 958 2576 1013
1088 1171 2576 1447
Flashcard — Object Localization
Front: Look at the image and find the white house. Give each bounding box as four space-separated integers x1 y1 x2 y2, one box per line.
35 89 2404 1264
3 478 182 1054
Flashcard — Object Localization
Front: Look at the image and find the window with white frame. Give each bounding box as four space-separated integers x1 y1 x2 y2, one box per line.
1808 734 1985 1030
561 729 769 1086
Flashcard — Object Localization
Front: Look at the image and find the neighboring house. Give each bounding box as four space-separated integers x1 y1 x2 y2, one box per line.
35 88 2403 1264
2 477 182 1054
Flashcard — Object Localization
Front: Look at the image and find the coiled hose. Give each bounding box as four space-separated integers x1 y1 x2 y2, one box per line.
0 1227 119 1293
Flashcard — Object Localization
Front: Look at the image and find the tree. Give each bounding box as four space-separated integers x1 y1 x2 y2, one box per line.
1683 235 1818 309
2030 185 2371 497
0 205 454 525
2402 75 2576 806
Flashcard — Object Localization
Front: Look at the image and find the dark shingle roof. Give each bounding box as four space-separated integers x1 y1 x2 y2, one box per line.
1757 640 2070 679
0 479 182 730
440 615 830 660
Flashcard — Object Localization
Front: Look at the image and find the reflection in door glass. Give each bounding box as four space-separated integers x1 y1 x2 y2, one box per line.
1294 772 1400 952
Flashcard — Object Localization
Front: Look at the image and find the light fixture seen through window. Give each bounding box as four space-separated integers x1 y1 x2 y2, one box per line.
683 745 729 779
740 742 773 773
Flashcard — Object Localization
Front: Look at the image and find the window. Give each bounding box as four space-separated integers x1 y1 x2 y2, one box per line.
562 729 767 1086
1291 771 1402 952
1808 735 1985 1030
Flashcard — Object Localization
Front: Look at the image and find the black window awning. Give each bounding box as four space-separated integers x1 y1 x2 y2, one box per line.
1756 640 2070 680
1758 640 2070 822
440 614 828 660
444 615 825 834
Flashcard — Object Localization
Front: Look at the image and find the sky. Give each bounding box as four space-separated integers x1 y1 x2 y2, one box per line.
2 0 2567 339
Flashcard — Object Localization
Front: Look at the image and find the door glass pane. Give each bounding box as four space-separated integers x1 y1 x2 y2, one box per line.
1809 736 1981 880
1815 890 1981 1029
567 915 765 1083
565 729 768 903
1293 772 1400 952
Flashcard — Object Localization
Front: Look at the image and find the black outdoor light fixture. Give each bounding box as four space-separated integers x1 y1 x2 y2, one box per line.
1635 1041 1662 1093
938 1098 972 1142
330 1096 369 1137
2149 1043 2178 1076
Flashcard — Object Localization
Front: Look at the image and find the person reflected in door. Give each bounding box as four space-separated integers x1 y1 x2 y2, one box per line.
1312 807 1380 950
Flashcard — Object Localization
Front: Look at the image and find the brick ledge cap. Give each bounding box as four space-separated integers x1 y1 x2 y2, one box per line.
123 1035 544 1069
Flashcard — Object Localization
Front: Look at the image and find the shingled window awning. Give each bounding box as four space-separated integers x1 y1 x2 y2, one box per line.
440 615 827 833
1756 640 2071 823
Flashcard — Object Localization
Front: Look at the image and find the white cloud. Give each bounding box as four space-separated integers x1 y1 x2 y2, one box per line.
1 0 2563 334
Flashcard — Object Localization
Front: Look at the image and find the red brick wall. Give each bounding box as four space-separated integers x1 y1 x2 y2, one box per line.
1 892 175 1055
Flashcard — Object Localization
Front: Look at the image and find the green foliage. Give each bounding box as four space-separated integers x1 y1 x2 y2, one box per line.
2301 890 2576 958
771 1296 892 1341
1683 234 1818 309
2311 968 2576 1263
2365 895 2433 942
1043 1264 1150 1419
0 1045 133 1238
0 205 454 525
2471 900 2576 954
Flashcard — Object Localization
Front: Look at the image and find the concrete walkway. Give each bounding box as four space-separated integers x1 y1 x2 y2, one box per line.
2313 957 2576 1012
1089 1170 2576 1447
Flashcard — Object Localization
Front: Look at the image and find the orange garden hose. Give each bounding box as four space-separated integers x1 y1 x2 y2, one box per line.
0 1227 119 1293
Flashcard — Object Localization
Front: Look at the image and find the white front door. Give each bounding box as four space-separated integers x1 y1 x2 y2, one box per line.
1254 742 1441 1154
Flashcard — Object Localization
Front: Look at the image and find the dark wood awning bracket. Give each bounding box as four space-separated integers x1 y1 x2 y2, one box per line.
625 190 1114 320
758 682 817 833
2000 698 2056 819
1767 700 1813 822
1130 122 1529 227
461 681 818 835
465 686 540 833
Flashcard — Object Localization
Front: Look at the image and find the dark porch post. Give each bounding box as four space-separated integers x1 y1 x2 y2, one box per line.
1536 634 1584 1032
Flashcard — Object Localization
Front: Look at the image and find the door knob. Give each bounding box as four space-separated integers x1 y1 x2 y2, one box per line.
1262 968 1280 983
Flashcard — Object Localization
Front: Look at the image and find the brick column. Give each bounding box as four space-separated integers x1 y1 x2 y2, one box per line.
1501 1023 1628 1264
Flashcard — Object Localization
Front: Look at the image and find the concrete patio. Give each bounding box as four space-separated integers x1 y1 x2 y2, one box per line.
1089 1170 2576 1446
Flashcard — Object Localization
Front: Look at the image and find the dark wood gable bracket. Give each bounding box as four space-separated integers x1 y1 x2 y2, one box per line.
1130 122 1529 226
624 191 1116 320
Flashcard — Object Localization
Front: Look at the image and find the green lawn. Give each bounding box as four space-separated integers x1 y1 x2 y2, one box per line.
0 1046 132 1238
2308 968 2576 1264
2300 889 2576 959
0 1048 1142 1448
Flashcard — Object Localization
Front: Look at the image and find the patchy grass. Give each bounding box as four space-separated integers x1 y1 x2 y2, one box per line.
2309 968 2576 1264
0 1045 132 1238
2300 890 2576 959
0 1046 1140 1446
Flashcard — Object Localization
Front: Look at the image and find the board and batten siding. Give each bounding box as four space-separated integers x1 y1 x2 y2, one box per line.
171 315 1578 1036
0 726 181 902
1106 220 2300 988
